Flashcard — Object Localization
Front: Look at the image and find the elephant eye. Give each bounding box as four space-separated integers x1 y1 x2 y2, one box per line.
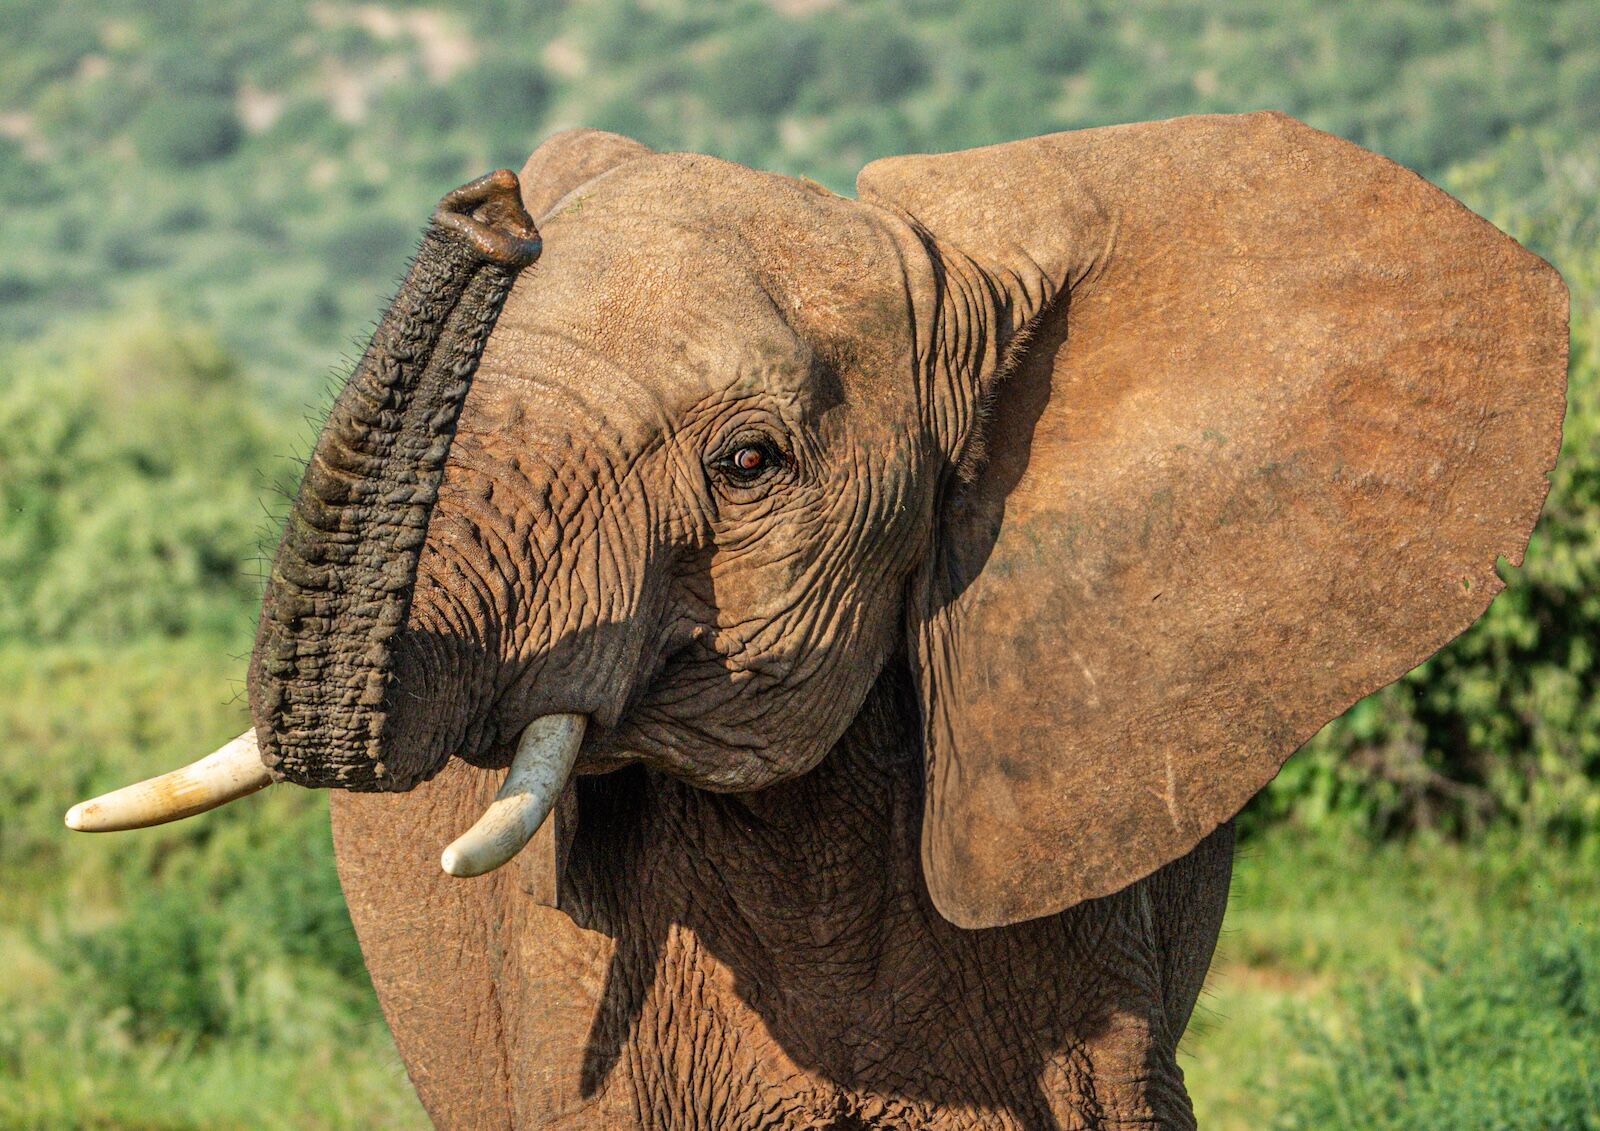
711 435 785 486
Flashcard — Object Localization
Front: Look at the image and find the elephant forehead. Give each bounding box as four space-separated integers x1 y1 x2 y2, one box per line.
532 154 914 350
473 257 814 435
509 227 794 360
468 154 920 439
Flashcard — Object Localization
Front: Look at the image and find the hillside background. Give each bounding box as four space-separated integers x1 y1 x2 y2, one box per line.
2 3 1597 1127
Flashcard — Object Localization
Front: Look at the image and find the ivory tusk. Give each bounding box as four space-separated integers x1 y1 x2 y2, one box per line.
65 730 274 832
440 713 585 878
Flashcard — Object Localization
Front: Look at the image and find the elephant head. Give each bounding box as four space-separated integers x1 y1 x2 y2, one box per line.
71 112 1566 929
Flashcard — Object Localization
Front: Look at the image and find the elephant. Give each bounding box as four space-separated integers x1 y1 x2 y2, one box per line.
69 111 1567 1129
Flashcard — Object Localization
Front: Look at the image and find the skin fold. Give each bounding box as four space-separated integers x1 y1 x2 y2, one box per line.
234 114 1563 1128
334 668 1236 1129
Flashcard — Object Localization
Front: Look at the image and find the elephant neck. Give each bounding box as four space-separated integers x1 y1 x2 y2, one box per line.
565 661 927 973
555 665 1193 1126
333 662 1205 1128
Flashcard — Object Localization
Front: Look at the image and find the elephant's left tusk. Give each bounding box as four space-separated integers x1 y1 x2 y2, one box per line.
65 730 274 832
440 713 585 878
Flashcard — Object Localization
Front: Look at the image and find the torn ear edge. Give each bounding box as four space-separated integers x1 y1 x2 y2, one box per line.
862 112 1567 928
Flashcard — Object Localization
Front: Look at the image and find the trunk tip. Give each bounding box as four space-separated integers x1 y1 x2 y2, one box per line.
433 169 542 268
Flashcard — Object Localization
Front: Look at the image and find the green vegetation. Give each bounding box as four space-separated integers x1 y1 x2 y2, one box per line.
4 1 1600 392
1278 916 1600 1129
0 645 426 1129
2 1 1597 1126
0 320 290 644
1183 827 1600 1130
0 332 424 1127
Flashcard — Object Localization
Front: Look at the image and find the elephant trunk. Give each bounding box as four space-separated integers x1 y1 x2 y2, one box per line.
71 169 588 875
248 171 541 792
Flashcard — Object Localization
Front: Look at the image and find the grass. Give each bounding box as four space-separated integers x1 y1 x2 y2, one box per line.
0 642 428 1130
1184 824 1600 1129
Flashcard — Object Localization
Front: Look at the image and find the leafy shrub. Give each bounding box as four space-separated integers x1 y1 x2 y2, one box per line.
808 14 927 105
69 881 234 1040
0 135 40 201
463 57 553 140
0 320 293 644
12 0 1600 386
1273 916 1600 1129
0 638 424 1126
131 92 243 167
59 791 368 1046
700 20 820 118
319 213 413 279
0 646 371 1056
0 268 38 305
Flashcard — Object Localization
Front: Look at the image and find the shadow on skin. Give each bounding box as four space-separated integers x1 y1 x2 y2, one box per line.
343 301 1210 1126
560 670 1184 1127
920 260 1069 609
550 311 1191 1123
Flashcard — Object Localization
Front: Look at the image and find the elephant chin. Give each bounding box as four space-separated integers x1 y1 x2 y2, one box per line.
248 170 541 793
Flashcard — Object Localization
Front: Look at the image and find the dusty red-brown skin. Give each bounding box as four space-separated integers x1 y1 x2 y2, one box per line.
246 114 1566 1128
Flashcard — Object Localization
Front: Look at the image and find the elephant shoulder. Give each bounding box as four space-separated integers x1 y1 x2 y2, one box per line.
333 766 631 1128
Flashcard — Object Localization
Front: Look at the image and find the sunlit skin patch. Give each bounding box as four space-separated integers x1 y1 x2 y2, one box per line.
435 178 944 794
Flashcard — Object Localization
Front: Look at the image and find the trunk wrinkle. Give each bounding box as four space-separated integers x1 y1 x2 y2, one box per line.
251 170 541 791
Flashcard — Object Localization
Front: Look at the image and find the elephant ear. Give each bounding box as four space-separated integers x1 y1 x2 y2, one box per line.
858 112 1567 929
519 128 653 219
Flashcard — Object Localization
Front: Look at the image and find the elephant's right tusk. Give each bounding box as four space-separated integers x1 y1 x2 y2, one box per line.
65 730 274 832
440 713 585 878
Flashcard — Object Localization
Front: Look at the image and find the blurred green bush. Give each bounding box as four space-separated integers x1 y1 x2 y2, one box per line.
0 638 427 1126
0 330 424 1124
1273 914 1600 1129
7 0 1600 391
0 319 291 644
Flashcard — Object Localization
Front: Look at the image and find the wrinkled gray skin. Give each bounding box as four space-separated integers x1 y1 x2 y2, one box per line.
252 132 1231 1128
241 116 1564 1129
255 143 967 798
